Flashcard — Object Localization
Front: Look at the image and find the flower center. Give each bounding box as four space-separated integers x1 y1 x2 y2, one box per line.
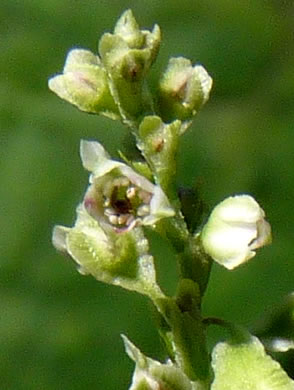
103 176 152 230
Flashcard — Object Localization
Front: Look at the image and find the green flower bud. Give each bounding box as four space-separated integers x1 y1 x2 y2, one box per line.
138 116 182 193
80 140 175 233
48 49 119 118
52 205 161 297
122 335 194 390
103 9 161 64
98 10 161 118
158 57 212 122
201 195 271 270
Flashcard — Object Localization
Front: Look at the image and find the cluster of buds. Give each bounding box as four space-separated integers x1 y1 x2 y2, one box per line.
49 9 212 124
49 10 161 120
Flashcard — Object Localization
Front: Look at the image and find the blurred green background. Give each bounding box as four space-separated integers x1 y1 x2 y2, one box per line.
1 0 294 388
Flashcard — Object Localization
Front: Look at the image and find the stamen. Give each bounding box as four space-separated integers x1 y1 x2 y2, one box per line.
126 186 137 199
103 198 111 207
109 215 119 225
118 214 130 225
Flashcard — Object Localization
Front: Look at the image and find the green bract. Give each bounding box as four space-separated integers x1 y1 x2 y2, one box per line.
201 195 272 269
48 49 119 118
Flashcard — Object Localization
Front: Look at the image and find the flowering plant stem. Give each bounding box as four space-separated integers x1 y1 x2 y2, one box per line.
49 9 294 390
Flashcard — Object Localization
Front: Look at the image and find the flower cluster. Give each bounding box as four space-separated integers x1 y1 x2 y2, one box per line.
49 9 289 390
49 10 212 124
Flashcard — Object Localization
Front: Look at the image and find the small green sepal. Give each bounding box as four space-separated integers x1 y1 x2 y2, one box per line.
48 49 119 118
114 9 145 49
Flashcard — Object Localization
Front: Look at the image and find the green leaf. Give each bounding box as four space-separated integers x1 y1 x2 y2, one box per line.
211 333 294 390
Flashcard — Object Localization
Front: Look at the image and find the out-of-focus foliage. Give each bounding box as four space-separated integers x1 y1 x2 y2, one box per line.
1 0 294 388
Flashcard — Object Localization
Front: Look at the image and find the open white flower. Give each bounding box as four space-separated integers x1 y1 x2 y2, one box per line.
81 140 175 233
201 195 272 270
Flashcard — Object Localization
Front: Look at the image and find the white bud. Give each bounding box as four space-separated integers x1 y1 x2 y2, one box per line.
201 195 272 270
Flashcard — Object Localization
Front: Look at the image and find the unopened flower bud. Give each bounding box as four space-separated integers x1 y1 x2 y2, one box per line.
48 49 119 118
98 10 161 117
80 140 175 233
201 195 271 270
104 9 161 63
158 57 212 122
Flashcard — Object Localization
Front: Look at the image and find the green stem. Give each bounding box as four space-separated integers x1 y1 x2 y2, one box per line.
157 214 212 297
177 235 212 298
154 296 211 389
